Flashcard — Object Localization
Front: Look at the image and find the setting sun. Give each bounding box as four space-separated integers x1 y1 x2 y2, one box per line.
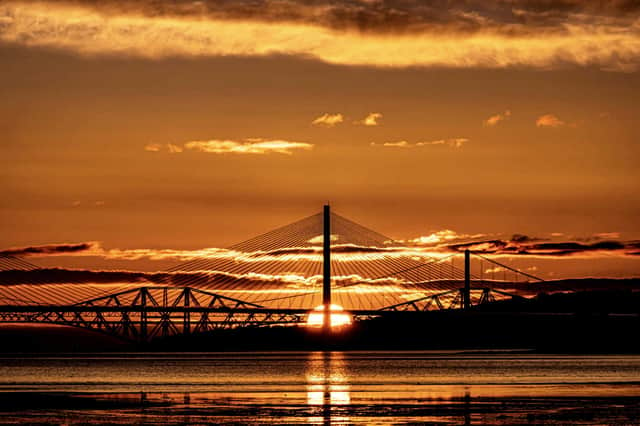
306 304 352 328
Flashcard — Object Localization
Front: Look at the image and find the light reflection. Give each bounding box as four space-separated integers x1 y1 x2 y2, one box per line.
306 305 352 328
306 352 351 424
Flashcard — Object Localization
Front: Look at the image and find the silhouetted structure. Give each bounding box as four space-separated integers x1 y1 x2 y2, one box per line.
0 207 569 344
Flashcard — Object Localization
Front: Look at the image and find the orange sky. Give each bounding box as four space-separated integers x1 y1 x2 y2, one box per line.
0 0 639 279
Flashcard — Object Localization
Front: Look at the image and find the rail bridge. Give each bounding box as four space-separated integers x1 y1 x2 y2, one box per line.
0 206 545 343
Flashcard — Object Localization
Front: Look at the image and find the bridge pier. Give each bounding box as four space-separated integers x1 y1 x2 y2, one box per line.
463 249 471 310
140 288 148 342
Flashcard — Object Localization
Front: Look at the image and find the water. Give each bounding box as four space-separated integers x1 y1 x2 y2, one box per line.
0 352 639 424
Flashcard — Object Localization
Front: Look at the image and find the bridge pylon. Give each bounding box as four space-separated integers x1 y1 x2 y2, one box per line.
464 249 471 310
323 204 331 330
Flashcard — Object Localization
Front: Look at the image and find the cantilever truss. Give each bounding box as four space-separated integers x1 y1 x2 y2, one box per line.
380 287 523 312
0 287 305 343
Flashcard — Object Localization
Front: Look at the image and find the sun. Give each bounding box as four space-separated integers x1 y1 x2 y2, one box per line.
306 304 352 328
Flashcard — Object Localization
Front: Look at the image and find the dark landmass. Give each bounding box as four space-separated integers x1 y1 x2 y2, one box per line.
0 289 639 353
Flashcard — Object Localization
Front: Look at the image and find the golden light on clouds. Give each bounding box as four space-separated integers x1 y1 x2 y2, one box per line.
2 2 640 70
143 143 161 152
536 114 565 128
484 110 511 127
372 138 468 149
185 139 313 155
312 113 344 127
145 139 313 155
356 113 383 126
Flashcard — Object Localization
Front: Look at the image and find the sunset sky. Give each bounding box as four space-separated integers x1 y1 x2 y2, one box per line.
1 0 639 281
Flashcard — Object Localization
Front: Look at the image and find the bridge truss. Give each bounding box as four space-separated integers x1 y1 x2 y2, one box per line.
0 285 526 343
0 287 307 343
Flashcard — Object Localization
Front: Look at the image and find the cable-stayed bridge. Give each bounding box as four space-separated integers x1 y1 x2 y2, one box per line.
0 206 547 342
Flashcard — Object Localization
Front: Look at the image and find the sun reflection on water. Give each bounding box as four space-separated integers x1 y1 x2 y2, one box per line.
305 351 351 424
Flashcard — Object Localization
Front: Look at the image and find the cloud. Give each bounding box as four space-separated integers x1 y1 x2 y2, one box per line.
418 138 468 148
444 236 640 258
483 110 511 126
3 232 639 266
312 113 344 127
372 138 468 148
0 242 99 257
593 232 621 240
185 139 313 155
0 267 309 287
146 139 313 155
14 1 640 37
145 143 182 153
166 143 183 153
307 234 339 244
399 230 640 259
2 2 640 71
536 114 565 127
356 112 382 126
0 241 439 263
403 230 489 246
0 267 413 291
375 140 410 148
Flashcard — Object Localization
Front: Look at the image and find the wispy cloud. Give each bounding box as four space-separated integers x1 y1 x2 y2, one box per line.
312 113 344 127
483 110 511 126
145 143 184 153
185 139 313 155
593 232 621 240
355 112 383 126
2 2 640 71
401 230 489 246
167 143 183 153
375 141 411 148
372 138 468 148
145 139 313 155
144 143 162 152
536 114 565 128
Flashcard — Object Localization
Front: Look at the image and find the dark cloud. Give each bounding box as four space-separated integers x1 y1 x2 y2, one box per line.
510 234 541 243
0 268 305 288
446 236 640 257
3 1 638 70
39 0 640 35
0 242 96 257
245 244 401 258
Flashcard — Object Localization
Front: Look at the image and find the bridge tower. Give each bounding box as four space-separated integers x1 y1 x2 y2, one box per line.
323 204 331 329
463 249 471 310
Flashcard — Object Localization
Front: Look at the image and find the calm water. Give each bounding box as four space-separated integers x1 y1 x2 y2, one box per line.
0 352 639 424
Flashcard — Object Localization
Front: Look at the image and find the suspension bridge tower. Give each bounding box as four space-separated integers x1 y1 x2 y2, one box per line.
322 204 331 330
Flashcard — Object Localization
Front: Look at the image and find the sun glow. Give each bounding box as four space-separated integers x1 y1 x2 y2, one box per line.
306 304 352 328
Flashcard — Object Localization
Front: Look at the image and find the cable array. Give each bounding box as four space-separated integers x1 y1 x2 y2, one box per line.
0 209 553 310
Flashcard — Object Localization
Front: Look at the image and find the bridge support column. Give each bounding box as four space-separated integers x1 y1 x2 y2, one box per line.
140 288 147 343
184 287 191 336
323 204 331 330
464 249 471 310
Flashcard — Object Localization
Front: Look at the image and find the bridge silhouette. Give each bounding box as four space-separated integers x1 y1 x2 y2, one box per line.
0 206 546 343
